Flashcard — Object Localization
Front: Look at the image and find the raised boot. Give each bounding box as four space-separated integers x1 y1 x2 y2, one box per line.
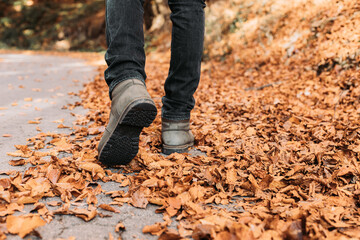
98 79 157 166
161 118 194 155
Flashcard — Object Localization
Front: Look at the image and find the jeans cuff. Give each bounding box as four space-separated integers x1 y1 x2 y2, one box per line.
162 111 190 121
108 73 145 99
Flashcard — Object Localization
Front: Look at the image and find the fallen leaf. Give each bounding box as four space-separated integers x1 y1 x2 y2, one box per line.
246 127 256 136
159 230 182 240
98 204 120 213
115 221 125 232
71 208 97 222
28 120 40 124
6 214 46 238
143 222 167 236
78 162 104 175
130 190 148 209
47 201 62 207
8 159 26 166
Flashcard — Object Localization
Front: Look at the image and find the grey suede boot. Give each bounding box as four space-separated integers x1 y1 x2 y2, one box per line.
98 79 157 166
161 118 194 155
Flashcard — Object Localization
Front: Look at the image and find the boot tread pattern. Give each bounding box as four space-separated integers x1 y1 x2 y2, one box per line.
99 102 157 166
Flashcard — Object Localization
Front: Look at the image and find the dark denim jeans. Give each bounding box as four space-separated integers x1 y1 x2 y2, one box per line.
105 0 205 120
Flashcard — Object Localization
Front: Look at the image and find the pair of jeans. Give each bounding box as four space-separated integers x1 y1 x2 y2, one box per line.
104 0 206 120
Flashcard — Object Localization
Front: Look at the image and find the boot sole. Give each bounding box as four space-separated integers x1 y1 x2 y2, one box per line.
162 142 194 155
99 100 157 166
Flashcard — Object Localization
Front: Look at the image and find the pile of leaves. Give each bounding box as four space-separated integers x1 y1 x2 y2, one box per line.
2 0 360 239
204 0 359 65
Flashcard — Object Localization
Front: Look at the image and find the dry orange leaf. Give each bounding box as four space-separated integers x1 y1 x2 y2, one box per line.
6 214 46 238
71 208 97 222
158 230 182 240
57 124 70 129
246 127 256 136
28 120 40 124
130 190 148 209
47 201 62 207
46 169 61 184
52 137 73 151
8 159 26 166
78 162 105 175
115 221 125 232
0 191 11 203
98 204 120 213
143 222 167 236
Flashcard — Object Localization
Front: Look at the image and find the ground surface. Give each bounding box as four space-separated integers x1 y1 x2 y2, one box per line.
0 2 359 236
0 54 165 240
0 54 94 168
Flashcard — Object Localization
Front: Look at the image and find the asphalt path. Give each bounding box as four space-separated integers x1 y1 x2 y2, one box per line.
0 54 163 240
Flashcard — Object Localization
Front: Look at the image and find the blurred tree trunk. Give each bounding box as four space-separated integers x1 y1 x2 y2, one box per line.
144 0 170 32
0 1 13 17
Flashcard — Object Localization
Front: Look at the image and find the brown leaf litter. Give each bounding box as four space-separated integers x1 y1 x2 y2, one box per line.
2 0 360 239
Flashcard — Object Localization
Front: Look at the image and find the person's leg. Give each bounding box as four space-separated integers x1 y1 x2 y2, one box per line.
105 0 147 95
161 0 205 154
99 0 157 166
162 0 206 120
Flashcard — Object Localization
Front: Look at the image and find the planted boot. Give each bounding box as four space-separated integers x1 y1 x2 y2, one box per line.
98 79 157 166
161 118 194 155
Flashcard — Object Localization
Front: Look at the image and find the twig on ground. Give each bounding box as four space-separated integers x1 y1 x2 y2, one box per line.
245 81 283 91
